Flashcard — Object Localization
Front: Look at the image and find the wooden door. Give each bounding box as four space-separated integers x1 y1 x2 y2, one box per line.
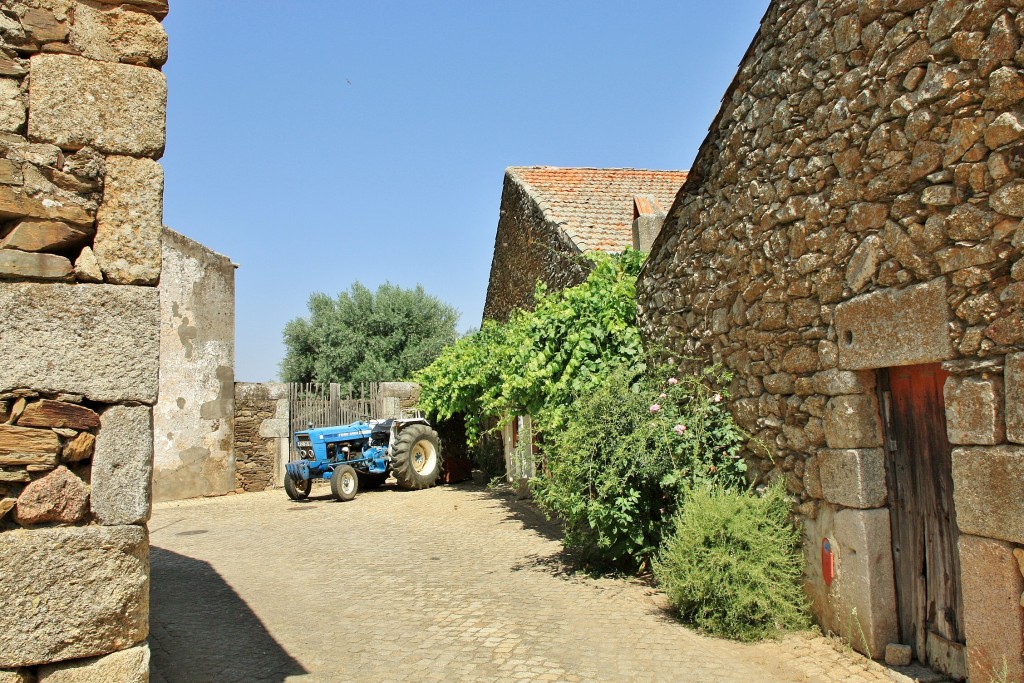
880 364 965 678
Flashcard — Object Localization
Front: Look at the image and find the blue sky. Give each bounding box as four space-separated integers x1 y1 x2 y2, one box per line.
161 1 770 381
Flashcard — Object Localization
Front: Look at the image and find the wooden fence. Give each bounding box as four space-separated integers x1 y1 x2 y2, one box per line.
287 382 382 461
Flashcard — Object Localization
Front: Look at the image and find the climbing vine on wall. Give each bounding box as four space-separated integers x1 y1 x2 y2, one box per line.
415 249 646 442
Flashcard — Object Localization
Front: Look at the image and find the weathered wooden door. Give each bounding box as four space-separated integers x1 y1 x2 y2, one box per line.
879 364 965 678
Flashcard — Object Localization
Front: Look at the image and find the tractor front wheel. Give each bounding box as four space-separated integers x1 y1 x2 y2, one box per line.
331 464 359 501
285 476 311 501
390 424 442 490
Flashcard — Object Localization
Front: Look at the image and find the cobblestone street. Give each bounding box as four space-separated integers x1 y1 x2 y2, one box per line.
149 484 930 683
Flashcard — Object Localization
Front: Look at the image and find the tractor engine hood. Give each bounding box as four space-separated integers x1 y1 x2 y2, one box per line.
297 422 374 443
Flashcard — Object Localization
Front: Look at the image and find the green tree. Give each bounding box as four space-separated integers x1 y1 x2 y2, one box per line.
280 282 459 385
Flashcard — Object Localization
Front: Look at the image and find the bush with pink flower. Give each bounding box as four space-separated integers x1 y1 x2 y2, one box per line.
530 362 749 571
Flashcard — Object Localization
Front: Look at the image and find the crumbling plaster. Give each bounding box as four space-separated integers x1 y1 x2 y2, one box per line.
153 227 236 503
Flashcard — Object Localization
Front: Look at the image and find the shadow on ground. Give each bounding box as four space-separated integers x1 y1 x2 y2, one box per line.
466 482 591 579
149 547 306 683
477 483 677 611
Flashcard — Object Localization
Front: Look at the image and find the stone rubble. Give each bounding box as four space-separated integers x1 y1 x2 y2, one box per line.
71 246 102 283
0 219 93 253
61 432 94 463
885 643 913 667
17 400 100 430
0 395 102 530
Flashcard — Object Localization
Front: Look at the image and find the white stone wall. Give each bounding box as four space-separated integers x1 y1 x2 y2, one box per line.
153 228 235 503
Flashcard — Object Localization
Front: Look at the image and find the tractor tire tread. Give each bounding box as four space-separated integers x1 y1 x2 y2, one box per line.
390 424 442 490
284 475 311 501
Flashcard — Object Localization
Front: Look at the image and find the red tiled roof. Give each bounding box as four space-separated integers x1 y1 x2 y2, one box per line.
508 166 689 253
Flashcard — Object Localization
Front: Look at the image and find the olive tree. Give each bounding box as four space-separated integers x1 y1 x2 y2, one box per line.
281 282 459 386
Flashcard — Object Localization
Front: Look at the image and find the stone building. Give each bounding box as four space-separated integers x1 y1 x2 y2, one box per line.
638 1 1024 679
482 166 687 480
483 166 687 323
153 227 236 503
0 0 168 679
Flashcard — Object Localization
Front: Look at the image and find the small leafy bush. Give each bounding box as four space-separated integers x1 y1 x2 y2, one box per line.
653 481 810 641
529 363 747 571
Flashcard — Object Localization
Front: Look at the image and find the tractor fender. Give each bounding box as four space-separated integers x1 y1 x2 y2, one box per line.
388 418 431 448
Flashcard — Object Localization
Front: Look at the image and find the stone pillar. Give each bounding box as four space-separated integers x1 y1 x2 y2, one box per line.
233 383 289 492
378 381 420 418
833 508 899 657
0 2 167 679
378 397 401 419
631 213 666 252
958 535 1024 683
802 504 899 659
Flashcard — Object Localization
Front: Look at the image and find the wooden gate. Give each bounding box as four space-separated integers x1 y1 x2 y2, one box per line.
879 364 965 678
287 382 381 461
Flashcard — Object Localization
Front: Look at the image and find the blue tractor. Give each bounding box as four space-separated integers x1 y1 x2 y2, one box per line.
285 417 442 501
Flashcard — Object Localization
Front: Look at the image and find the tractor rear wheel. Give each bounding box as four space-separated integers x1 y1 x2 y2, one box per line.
331 464 359 501
285 476 311 501
390 424 442 490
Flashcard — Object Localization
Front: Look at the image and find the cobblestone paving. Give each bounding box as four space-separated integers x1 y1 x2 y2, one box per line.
149 483 928 683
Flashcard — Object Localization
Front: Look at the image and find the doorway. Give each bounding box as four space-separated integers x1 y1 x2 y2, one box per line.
879 364 965 678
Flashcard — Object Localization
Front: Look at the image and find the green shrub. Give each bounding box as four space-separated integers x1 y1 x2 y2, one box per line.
415 250 646 444
529 363 747 571
653 481 810 641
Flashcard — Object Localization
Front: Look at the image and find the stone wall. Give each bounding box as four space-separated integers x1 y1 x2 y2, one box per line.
638 1 1024 678
153 228 235 502
0 0 167 679
233 382 288 492
482 171 589 323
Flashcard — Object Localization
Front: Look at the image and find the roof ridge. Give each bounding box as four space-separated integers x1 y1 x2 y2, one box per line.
507 165 687 173
505 167 689 254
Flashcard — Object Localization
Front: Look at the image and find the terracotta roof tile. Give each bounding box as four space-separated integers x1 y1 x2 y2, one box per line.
508 166 688 253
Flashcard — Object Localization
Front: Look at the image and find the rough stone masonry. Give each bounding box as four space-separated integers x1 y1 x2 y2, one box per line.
0 0 168 680
638 0 1024 680
232 382 289 493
